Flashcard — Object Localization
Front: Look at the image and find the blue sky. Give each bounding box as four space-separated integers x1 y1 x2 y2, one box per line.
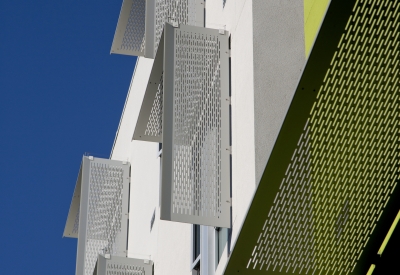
0 1 137 273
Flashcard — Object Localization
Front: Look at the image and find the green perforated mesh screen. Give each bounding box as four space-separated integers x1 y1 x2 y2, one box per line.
225 0 400 274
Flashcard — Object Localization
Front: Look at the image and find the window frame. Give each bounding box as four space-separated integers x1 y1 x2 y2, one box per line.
191 224 201 273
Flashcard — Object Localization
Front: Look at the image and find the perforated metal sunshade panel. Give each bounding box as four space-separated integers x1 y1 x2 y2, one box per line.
151 0 204 58
132 32 164 143
133 1 205 142
111 0 204 58
224 0 400 274
111 0 147 57
64 166 82 238
161 23 231 228
67 156 130 275
96 255 153 275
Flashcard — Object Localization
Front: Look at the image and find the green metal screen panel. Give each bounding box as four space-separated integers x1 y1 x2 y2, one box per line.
225 0 400 274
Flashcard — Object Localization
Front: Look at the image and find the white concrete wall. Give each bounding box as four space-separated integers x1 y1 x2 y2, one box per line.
253 0 305 184
109 1 304 274
111 56 194 274
172 1 256 274
206 1 257 275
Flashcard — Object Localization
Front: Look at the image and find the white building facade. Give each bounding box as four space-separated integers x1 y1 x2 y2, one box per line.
110 1 308 274
65 0 400 275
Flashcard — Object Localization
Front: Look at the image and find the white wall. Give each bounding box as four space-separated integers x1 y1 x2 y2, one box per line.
110 1 304 274
111 56 194 274
253 0 305 184
206 1 257 275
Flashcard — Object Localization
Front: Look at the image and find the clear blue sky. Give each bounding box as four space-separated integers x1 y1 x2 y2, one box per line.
0 1 137 273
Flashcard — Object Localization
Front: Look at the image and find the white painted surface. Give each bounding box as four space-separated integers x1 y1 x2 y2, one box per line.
111 57 154 162
111 55 194 274
253 0 305 184
208 1 257 274
109 1 304 274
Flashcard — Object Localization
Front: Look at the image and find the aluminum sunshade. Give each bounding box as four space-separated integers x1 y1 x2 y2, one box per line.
95 255 153 275
132 32 164 143
160 23 231 228
111 0 204 58
64 156 131 275
111 0 148 57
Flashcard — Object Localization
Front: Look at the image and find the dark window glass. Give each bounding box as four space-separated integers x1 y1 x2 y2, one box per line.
193 224 201 260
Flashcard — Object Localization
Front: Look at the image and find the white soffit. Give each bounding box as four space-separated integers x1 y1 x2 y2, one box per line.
161 23 231 228
132 32 164 143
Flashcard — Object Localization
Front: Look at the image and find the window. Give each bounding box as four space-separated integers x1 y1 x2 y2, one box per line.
158 142 162 206
150 208 155 231
216 227 228 266
158 142 162 158
193 224 200 259
192 224 201 274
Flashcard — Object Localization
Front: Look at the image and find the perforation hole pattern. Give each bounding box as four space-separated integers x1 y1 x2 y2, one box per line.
145 73 163 137
84 162 125 275
72 207 80 235
121 0 146 53
248 121 315 273
106 262 145 275
139 1 199 139
172 30 223 219
248 0 400 274
154 0 197 56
